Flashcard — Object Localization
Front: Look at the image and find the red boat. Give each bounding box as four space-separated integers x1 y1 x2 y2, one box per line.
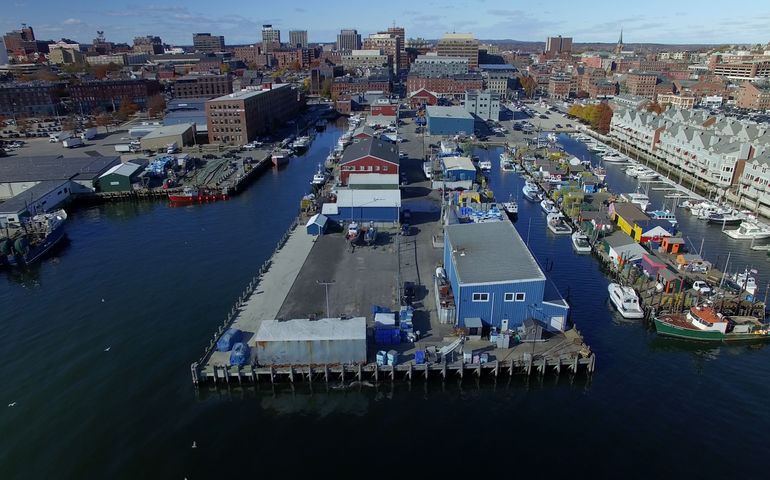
168 187 228 204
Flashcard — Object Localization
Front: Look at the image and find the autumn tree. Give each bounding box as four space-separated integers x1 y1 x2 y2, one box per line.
596 103 614 134
115 98 140 121
646 102 663 114
147 95 166 118
94 64 109 80
519 75 537 98
95 113 113 132
61 116 78 133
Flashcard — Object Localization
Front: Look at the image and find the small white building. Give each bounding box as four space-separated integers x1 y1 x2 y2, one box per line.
464 89 500 121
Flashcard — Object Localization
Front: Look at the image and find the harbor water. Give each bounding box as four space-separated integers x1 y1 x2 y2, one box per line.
2 125 770 478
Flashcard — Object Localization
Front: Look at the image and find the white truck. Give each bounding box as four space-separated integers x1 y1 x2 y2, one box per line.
49 132 72 143
115 144 138 153
80 127 97 140
166 142 179 154
62 137 83 148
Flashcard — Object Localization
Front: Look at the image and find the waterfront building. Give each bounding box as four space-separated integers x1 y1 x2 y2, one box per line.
338 137 399 185
441 156 476 190
0 180 72 227
164 97 209 134
464 89 500 121
336 29 362 52
139 123 196 151
206 83 300 145
193 33 225 53
601 232 648 266
443 221 570 331
737 151 770 215
288 30 308 49
426 106 474 135
96 162 144 193
407 88 439 108
323 173 401 223
436 33 479 70
173 74 233 99
0 155 120 200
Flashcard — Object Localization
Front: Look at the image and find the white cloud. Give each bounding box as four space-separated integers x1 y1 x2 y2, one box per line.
62 18 82 25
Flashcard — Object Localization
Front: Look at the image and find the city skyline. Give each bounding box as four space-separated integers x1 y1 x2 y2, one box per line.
3 0 770 46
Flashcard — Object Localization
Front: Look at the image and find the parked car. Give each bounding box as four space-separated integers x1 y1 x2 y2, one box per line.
402 281 416 305
692 281 712 295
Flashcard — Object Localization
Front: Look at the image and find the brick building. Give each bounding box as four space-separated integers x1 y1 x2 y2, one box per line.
193 33 225 53
332 75 392 98
233 45 263 65
363 33 401 74
626 72 659 99
406 73 483 98
0 81 63 117
736 81 770 110
206 83 300 145
69 79 161 113
173 74 233 99
548 75 572 100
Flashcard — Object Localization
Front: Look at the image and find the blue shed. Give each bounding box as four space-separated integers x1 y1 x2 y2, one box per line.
442 156 477 182
444 221 570 332
426 106 475 136
305 213 329 236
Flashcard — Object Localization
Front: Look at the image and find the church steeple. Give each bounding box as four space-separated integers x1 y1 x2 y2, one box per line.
615 28 624 55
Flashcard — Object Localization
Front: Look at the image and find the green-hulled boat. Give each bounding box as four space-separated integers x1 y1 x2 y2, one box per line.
654 306 770 342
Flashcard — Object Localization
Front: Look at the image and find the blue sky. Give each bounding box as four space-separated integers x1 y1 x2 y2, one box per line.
4 0 769 46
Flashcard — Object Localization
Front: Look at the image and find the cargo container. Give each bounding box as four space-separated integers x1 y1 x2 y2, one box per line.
115 144 138 153
254 317 366 365
80 127 97 140
62 137 83 148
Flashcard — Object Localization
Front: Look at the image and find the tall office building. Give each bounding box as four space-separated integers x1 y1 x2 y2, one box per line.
545 35 572 55
261 25 281 44
336 29 361 52
363 33 401 74
193 33 225 53
289 30 308 48
387 26 408 71
436 33 479 69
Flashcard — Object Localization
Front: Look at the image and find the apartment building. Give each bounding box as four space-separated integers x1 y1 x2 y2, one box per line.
193 33 225 53
548 75 572 100
545 35 572 56
331 75 392 97
206 83 300 145
289 30 308 48
341 50 389 70
406 73 483 98
436 33 479 69
738 152 770 215
410 55 469 77
363 33 401 74
337 29 362 52
626 71 659 99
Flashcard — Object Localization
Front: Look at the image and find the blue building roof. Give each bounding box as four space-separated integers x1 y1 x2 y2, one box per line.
426 106 474 120
445 221 545 285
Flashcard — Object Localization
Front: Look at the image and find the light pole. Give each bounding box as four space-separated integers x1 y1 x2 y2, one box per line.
316 280 335 318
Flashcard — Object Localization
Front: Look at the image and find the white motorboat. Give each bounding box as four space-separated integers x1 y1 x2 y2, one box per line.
649 210 678 226
707 212 742 226
621 193 650 212
571 231 592 253
291 135 311 151
592 166 607 182
608 283 644 319
602 152 626 163
546 213 572 235
636 169 659 181
540 198 559 214
625 165 643 177
478 160 493 171
522 181 541 202
502 196 518 218
311 164 328 185
723 221 770 240
731 269 758 296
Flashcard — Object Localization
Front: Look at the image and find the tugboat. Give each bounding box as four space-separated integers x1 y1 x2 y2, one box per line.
1 209 68 266
654 306 770 342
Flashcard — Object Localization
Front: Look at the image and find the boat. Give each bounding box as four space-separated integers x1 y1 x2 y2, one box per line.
723 221 770 240
522 181 541 202
621 193 650 211
654 306 770 342
602 152 626 163
571 231 592 254
291 135 311 151
592 166 606 182
624 165 643 177
649 209 678 226
168 186 228 203
1 209 68 267
272 149 291 167
499 152 515 171
540 198 559 214
546 213 572 235
502 195 518 219
478 159 492 172
707 212 742 226
311 164 328 185
422 161 433 179
731 269 758 296
607 283 644 319
636 169 659 181
546 132 558 143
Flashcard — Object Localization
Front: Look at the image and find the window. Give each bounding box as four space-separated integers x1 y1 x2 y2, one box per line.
515 293 526 302
472 292 489 302
504 293 515 302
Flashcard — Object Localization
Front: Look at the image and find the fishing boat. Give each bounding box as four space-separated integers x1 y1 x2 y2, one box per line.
546 213 572 235
723 221 770 240
272 149 291 167
168 186 228 203
592 166 607 182
607 283 644 319
291 135 311 151
0 209 68 267
707 212 742 226
502 196 518 219
731 268 758 296
571 231 592 254
311 164 328 186
499 152 515 171
478 159 493 171
522 181 541 202
540 198 559 214
654 306 770 342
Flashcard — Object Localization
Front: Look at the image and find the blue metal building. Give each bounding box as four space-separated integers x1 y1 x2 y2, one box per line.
443 221 570 332
426 106 474 136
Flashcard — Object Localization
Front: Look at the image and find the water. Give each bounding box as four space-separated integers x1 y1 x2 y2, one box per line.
2 127 770 478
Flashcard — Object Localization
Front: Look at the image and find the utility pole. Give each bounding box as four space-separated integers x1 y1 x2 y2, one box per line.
316 280 335 318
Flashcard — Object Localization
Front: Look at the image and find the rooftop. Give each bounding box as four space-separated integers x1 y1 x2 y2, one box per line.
445 221 546 285
256 317 367 342
0 179 70 214
340 137 399 165
442 156 476 171
99 162 143 178
208 83 289 102
426 105 474 120
140 123 194 140
0 155 120 183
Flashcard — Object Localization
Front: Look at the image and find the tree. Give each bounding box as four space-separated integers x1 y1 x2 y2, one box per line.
61 116 78 133
147 95 166 118
646 102 663 114
321 78 332 99
302 77 311 92
115 98 139 121
289 60 301 72
519 75 537 98
596 103 614 134
95 113 112 132
94 64 109 80
220 63 231 74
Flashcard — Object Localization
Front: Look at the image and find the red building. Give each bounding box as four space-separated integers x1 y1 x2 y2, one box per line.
371 103 397 117
406 74 483 98
408 88 438 108
339 137 399 185
332 76 392 98
69 79 161 113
